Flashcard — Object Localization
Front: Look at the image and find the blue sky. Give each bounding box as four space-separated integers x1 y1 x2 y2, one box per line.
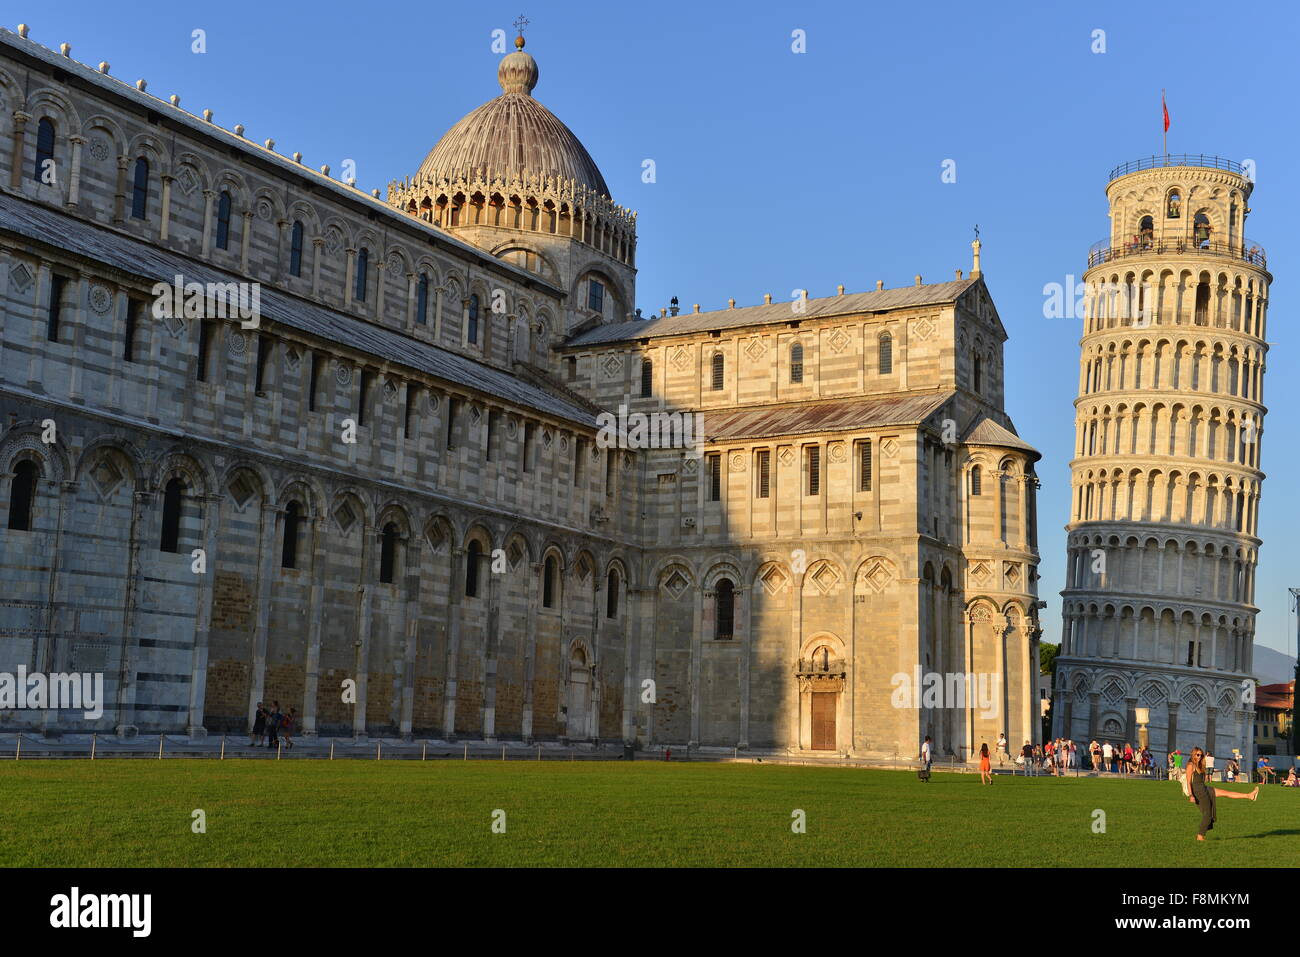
23 0 1300 658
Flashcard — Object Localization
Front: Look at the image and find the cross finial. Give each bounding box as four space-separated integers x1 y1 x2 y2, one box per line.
974 223 980 240
513 14 530 34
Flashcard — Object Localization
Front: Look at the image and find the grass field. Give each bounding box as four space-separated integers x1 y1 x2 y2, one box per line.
0 761 1295 867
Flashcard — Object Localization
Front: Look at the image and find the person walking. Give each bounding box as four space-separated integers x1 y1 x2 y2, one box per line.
1186 746 1257 841
979 743 992 785
920 735 933 781
251 702 266 747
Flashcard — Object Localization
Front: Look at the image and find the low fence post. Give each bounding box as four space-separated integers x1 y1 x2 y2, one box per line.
277 739 282 760
463 742 468 761
537 744 541 761
158 734 164 760
15 733 20 761
422 742 427 761
91 733 96 761
376 741 381 761
502 744 506 761
329 740 334 761
220 736 225 761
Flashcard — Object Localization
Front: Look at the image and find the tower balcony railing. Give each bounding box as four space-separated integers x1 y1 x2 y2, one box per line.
1107 154 1247 182
1087 236 1267 270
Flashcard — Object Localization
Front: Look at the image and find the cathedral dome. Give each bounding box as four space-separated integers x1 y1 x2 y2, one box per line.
416 37 610 199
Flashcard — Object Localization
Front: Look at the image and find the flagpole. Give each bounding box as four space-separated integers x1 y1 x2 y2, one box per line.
1162 88 1167 157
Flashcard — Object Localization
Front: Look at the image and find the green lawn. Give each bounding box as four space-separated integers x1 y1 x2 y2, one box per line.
0 760 1295 867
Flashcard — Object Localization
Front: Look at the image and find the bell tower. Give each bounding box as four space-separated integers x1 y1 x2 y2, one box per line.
1054 155 1270 762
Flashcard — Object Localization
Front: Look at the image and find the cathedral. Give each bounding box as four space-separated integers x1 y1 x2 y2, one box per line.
0 23 1043 758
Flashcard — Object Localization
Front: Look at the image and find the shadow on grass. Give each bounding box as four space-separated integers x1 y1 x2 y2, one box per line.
1227 829 1300 839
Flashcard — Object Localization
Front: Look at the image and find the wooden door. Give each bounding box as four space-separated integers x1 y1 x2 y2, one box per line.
811 692 836 751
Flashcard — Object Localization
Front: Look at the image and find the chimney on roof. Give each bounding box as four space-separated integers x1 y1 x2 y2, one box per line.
293 152 302 163
876 280 884 291
98 61 109 74
136 79 146 91
763 293 772 304
669 297 679 317
234 124 245 137
59 42 70 56
17 24 28 38
169 94 180 107
660 308 667 317
971 238 982 278
203 109 213 122
837 284 845 295
728 298 735 309
264 138 275 150
915 275 923 286
956 269 963 279
693 304 700 314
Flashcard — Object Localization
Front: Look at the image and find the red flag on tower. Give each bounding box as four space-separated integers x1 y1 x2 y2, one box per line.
1162 91 1170 132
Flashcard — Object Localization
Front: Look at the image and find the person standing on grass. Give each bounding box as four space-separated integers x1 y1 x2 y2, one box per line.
251 702 266 747
1070 739 1079 769
979 743 992 784
996 732 1009 766
1022 740 1034 776
920 735 933 777
280 707 296 749
266 700 281 749
1186 746 1258 841
1102 740 1113 772
1090 740 1100 772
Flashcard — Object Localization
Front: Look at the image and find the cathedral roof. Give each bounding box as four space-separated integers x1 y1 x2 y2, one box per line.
564 279 982 347
705 392 955 442
415 38 611 198
961 416 1039 456
0 192 596 428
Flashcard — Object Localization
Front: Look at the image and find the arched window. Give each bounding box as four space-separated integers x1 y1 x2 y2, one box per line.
711 353 724 390
354 247 369 302
379 522 398 584
878 333 893 374
606 568 620 619
281 501 302 569
416 273 429 325
715 579 735 639
131 157 149 219
467 294 480 344
1194 212 1211 248
790 342 804 383
215 190 232 249
1138 214 1153 245
33 118 55 182
465 540 481 597
970 465 983 496
640 358 653 397
289 220 304 277
543 555 557 608
7 460 38 531
1166 190 1181 218
973 353 982 393
159 477 185 553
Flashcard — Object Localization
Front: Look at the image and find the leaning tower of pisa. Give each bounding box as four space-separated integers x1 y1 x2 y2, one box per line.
1054 155 1269 762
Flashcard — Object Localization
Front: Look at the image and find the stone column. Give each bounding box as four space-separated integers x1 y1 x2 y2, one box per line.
112 155 128 223
301 517 328 736
521 561 540 742
737 584 750 749
246 502 282 729
1205 705 1217 755
399 537 421 740
38 479 77 738
66 135 84 207
239 211 254 273
200 190 215 256
186 493 222 738
343 248 357 307
159 174 174 241
114 490 152 736
442 546 464 737
351 525 375 739
1088 689 1101 740
1125 695 1138 744
8 111 29 189
311 238 324 297
1166 701 1180 757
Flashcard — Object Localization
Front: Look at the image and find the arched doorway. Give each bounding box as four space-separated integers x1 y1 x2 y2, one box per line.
796 634 846 752
566 644 591 741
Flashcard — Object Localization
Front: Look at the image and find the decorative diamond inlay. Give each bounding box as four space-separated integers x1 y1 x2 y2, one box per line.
1181 685 1206 712
333 501 357 534
662 569 690 601
828 328 850 354
912 317 934 341
175 165 199 196
283 347 301 371
1139 683 1167 708
744 338 765 362
9 263 33 294
778 447 794 467
970 561 991 584
759 564 789 596
809 562 840 595
228 474 256 510
89 458 123 499
1102 680 1125 705
383 379 398 403
601 354 622 379
861 560 891 593
881 438 898 458
671 346 692 371
1004 562 1020 586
